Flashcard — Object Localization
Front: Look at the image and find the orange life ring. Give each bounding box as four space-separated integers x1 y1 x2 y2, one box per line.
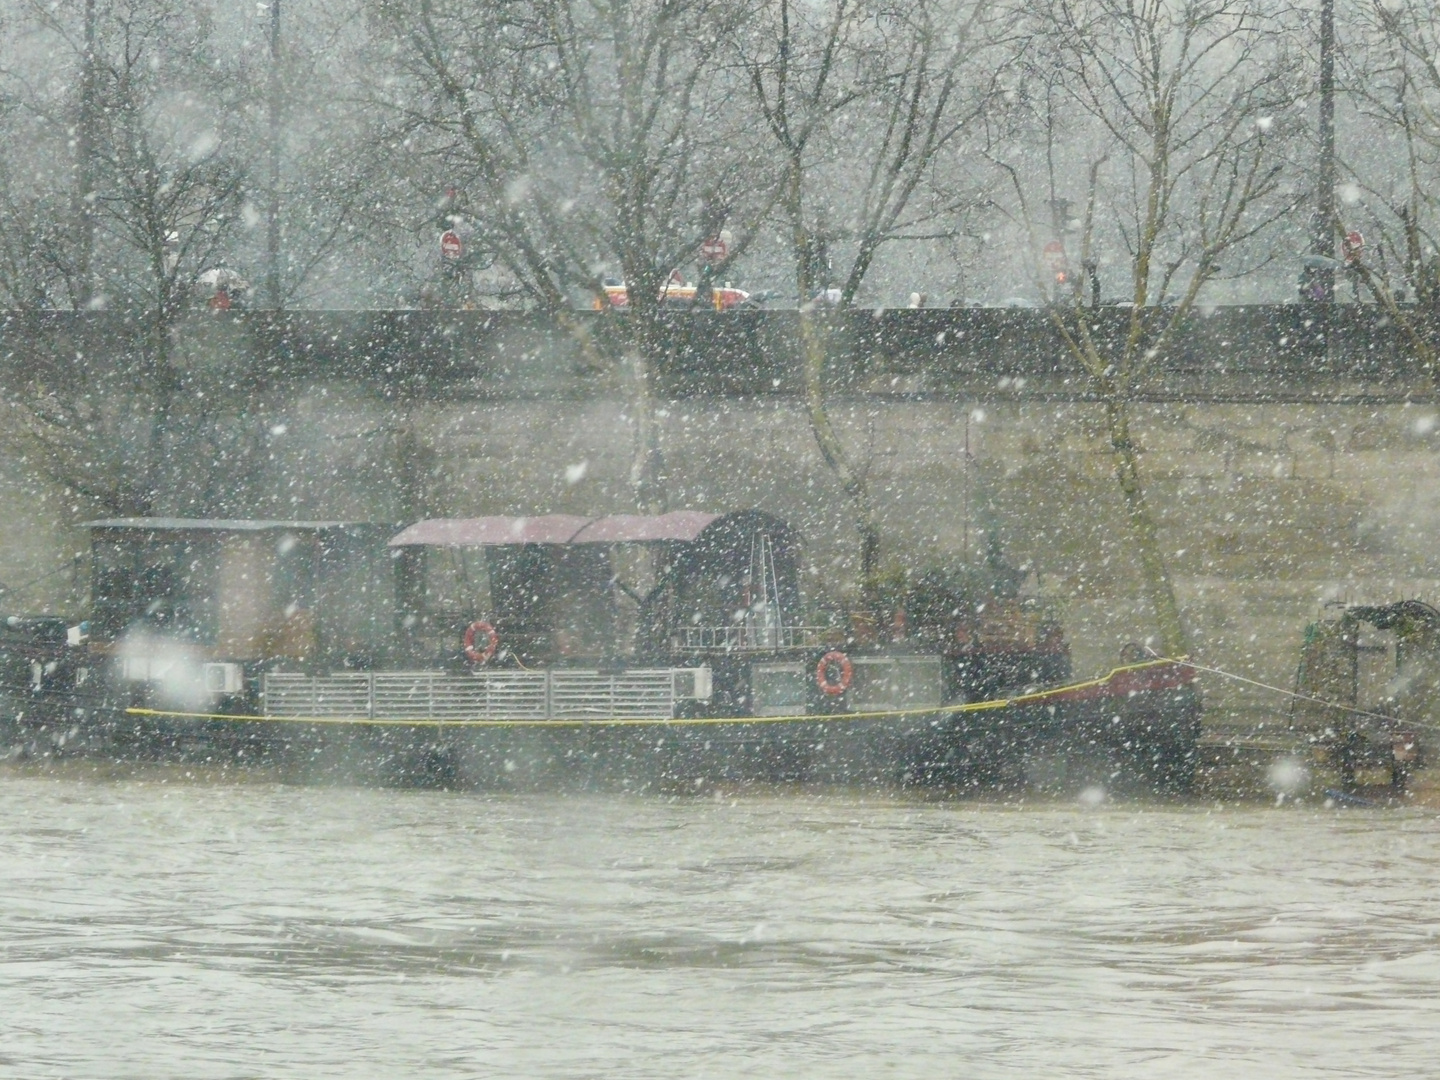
463 620 499 665
816 650 853 696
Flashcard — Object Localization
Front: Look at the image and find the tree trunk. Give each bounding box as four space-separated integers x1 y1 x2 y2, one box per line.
394 404 430 524
625 310 666 515
1348 258 1440 389
858 518 880 620
786 145 880 617
142 319 178 517
1103 394 1189 658
799 308 880 618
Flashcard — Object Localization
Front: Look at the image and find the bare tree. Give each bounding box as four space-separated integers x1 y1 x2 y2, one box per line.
1333 0 1440 374
742 0 997 613
0 5 87 308
0 0 248 515
225 0 402 309
368 0 772 511
997 0 1304 657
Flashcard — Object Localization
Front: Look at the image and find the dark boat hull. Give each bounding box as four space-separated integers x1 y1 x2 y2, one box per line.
21 664 1202 794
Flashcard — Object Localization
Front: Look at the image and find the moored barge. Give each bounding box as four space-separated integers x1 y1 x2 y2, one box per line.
1 512 1200 791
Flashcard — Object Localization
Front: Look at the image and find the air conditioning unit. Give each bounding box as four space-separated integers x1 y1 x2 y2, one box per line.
121 656 187 682
203 662 245 695
672 666 712 701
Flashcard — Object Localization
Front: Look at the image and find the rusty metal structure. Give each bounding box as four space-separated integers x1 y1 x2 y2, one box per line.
1291 600 1436 789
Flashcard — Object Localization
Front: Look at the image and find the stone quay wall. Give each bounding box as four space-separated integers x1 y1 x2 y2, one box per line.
2 306 1437 731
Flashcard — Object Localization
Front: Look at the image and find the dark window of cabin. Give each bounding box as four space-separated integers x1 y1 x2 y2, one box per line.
273 532 317 616
90 533 219 643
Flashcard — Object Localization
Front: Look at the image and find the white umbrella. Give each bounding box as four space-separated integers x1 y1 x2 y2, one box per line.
197 268 250 291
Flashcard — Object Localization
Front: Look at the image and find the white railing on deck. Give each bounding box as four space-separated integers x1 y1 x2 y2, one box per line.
677 625 834 651
263 668 694 722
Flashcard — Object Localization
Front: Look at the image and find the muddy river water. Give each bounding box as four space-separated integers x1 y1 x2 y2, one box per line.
1 770 1437 1078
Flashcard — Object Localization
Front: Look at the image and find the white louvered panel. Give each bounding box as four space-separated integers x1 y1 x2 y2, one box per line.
425 675 495 721
265 669 686 721
550 671 674 719
372 673 442 720
477 671 549 720
263 673 372 718
611 674 674 718
261 674 316 716
548 672 616 719
310 674 372 718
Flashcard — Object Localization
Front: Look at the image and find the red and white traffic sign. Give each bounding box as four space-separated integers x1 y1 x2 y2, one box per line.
440 229 463 260
1343 230 1364 265
700 229 732 265
1042 240 1068 284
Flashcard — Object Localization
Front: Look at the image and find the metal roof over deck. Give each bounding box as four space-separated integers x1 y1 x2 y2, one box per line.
84 518 368 531
569 512 719 544
388 512 722 548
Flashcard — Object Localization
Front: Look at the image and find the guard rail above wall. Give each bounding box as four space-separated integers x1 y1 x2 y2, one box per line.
1 306 1430 403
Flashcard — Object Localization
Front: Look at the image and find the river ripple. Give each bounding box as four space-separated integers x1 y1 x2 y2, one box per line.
0 771 1437 1078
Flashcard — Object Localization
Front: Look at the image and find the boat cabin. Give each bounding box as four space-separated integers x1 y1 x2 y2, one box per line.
85 518 397 670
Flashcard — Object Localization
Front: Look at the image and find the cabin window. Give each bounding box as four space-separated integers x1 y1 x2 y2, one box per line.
273 533 317 617
424 547 493 619
751 663 807 716
90 534 219 644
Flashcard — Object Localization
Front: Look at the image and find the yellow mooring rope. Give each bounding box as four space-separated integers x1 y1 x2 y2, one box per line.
122 658 1188 729
1144 652 1440 734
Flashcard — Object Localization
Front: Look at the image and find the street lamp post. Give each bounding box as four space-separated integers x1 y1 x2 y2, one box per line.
1313 0 1336 303
266 0 282 309
74 0 97 308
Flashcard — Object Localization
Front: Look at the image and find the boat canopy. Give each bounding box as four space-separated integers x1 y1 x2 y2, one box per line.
389 511 722 547
389 510 802 662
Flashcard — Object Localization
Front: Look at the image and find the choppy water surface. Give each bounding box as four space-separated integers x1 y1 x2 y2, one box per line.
1 773 1437 1079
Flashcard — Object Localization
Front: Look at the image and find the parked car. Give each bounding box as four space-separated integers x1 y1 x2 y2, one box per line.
593 274 756 310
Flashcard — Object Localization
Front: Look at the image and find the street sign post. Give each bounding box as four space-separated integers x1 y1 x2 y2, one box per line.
1343 230 1364 265
700 229 732 265
1042 240 1068 287
440 230 463 261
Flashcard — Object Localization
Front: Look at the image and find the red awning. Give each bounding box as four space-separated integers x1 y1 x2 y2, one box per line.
388 515 592 547
569 512 720 544
389 511 722 547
